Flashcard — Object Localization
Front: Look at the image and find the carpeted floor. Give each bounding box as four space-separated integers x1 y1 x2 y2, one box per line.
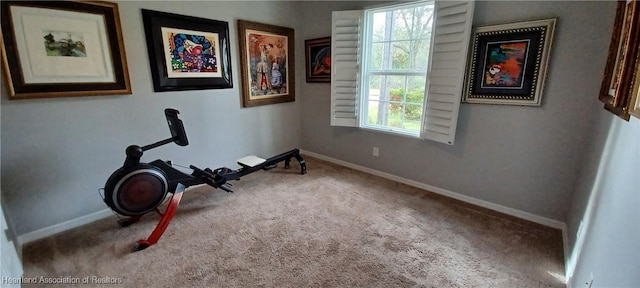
21 156 565 287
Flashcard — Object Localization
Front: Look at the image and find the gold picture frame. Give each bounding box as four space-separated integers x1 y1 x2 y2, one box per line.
599 0 640 120
237 20 295 107
629 49 640 119
1 0 131 99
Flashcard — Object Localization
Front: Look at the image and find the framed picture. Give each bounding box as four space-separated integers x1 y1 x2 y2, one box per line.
0 1 131 99
237 20 294 107
463 18 556 106
598 0 639 120
305 37 331 83
141 9 232 92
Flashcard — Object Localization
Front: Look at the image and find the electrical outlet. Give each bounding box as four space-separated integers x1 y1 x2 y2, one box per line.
586 272 593 288
372 147 379 157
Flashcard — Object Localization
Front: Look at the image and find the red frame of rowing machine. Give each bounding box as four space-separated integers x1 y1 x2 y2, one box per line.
119 184 185 250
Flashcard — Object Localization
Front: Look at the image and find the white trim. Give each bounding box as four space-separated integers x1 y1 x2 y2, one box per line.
2 203 23 282
17 209 114 246
564 118 620 287
563 227 571 286
15 184 209 247
300 149 566 230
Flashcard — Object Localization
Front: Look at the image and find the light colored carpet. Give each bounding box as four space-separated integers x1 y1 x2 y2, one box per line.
21 156 565 287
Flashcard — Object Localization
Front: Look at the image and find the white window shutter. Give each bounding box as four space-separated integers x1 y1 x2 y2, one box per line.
421 1 475 145
331 10 363 127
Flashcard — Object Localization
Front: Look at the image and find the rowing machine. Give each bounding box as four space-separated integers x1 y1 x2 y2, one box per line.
101 109 306 250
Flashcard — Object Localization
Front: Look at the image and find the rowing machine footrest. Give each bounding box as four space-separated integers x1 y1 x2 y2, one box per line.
262 163 277 170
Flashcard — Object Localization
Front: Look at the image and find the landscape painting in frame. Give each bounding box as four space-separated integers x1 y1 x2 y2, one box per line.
238 20 295 107
463 18 556 106
43 31 87 57
161 27 221 78
0 1 131 99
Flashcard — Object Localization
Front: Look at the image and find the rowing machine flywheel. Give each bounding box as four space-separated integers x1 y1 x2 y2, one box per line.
103 164 168 216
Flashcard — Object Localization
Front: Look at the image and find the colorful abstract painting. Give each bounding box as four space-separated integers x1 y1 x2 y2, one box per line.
481 40 529 89
161 27 220 78
463 19 556 106
305 37 331 83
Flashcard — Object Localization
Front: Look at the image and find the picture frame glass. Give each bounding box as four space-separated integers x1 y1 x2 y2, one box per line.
142 9 233 92
11 6 114 84
237 20 295 108
1 1 131 99
305 37 331 83
244 29 290 99
160 27 222 79
473 33 538 98
463 19 556 106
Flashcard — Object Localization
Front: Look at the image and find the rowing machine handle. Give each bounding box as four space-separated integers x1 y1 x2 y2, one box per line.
189 165 234 192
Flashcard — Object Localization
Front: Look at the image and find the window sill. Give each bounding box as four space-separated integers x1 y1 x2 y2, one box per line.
359 125 421 139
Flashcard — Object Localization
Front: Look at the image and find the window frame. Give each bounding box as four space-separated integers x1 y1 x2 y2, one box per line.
360 1 435 137
331 1 475 145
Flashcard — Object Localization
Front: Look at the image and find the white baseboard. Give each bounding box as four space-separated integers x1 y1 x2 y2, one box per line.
301 150 567 230
17 209 114 247
15 184 210 248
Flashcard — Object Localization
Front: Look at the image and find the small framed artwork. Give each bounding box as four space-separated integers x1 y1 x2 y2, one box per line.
305 37 331 83
463 18 556 106
141 9 232 92
598 0 639 120
237 20 294 107
0 1 131 99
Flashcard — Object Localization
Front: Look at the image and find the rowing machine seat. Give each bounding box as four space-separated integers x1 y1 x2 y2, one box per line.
237 155 266 168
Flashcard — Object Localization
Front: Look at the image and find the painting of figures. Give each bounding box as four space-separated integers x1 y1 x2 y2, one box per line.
238 20 295 107
245 31 288 97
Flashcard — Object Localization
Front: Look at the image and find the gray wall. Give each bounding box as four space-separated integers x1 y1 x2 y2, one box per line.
298 1 617 222
2 3 635 285
1 1 302 236
566 113 639 287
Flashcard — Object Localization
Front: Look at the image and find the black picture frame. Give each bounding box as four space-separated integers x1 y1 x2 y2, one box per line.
463 19 556 106
141 9 232 92
1 1 131 99
305 37 331 83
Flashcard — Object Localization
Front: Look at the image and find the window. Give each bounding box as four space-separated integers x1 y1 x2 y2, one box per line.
363 2 434 136
331 1 474 144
